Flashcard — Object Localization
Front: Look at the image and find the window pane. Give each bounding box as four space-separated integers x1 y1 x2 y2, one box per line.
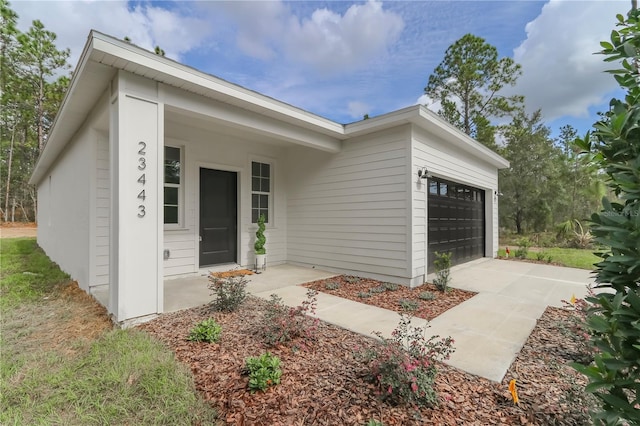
260 194 268 209
252 209 259 223
164 206 178 224
252 161 260 176
260 177 270 192
429 181 438 195
164 147 180 184
252 194 259 209
439 183 448 196
164 187 178 205
252 177 261 191
261 163 270 178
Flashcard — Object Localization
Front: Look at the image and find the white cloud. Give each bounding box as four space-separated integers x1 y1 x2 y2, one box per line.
285 1 404 73
347 101 371 119
511 0 628 121
207 0 404 75
12 1 212 67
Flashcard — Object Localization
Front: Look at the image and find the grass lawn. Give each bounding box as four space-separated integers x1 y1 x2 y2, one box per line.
497 246 600 270
0 238 217 425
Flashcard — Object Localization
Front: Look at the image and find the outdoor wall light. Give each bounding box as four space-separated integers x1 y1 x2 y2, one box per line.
494 190 503 197
417 167 431 180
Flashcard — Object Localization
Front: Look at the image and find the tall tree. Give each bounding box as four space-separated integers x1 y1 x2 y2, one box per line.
16 19 70 152
498 111 562 233
424 34 523 150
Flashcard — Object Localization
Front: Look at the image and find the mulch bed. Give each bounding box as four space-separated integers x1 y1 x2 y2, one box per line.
138 295 594 425
303 275 476 320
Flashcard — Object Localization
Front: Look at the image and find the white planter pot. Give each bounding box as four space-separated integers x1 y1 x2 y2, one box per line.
255 253 267 271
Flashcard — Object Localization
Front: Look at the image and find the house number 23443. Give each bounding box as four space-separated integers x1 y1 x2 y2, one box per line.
137 141 147 218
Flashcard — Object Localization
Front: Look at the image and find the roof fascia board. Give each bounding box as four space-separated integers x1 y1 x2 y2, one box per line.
90 32 345 137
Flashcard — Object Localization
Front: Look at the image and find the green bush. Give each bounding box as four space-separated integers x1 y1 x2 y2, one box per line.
208 274 247 312
419 291 435 301
244 352 282 392
572 11 640 425
324 281 340 290
383 282 399 291
514 238 530 259
357 291 371 299
433 251 452 292
369 285 387 294
398 298 419 312
260 290 319 347
357 314 454 407
254 214 266 255
187 318 222 343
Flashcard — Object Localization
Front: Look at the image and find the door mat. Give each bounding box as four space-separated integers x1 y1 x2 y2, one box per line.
209 269 255 279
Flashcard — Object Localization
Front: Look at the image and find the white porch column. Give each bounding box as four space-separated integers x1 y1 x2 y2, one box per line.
109 71 164 323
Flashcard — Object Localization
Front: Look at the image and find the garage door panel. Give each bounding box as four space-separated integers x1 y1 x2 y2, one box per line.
428 178 485 272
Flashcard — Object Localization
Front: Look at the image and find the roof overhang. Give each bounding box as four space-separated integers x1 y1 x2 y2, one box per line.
30 31 508 186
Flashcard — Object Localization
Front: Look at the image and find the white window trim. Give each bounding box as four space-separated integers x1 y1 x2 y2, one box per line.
249 157 274 227
164 144 184 230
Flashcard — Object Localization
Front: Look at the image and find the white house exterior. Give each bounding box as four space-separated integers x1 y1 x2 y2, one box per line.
30 31 509 324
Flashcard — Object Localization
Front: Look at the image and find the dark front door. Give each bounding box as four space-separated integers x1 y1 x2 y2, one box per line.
200 168 237 266
428 177 485 272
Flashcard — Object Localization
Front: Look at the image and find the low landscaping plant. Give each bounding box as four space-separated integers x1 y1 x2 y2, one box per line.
418 291 435 301
324 281 340 290
433 251 452 292
344 275 361 284
261 289 319 347
208 274 248 312
358 291 371 298
514 238 531 259
398 298 419 312
187 318 222 343
357 314 454 407
383 282 399 291
244 352 282 393
370 285 387 294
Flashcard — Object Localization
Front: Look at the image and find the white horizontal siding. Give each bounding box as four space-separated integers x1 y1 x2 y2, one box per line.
287 125 411 281
94 134 110 286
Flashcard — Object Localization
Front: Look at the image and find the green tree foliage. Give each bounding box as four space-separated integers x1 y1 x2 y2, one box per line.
0 0 70 221
572 10 640 425
498 111 564 233
424 34 523 150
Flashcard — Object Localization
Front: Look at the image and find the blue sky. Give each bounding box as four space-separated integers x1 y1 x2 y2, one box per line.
13 0 629 139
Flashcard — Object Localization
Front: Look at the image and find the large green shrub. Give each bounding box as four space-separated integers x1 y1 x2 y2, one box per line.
254 214 266 255
574 11 640 425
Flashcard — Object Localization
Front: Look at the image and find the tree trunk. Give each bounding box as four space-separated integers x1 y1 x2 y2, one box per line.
4 127 16 222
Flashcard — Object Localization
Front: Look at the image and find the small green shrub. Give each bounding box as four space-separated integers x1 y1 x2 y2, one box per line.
244 352 282 392
358 291 371 299
383 282 399 291
261 290 319 347
398 298 419 312
254 214 266 255
324 281 340 290
514 238 530 259
208 274 248 312
344 275 361 284
536 251 546 261
418 291 435 301
357 314 454 407
370 285 387 294
433 251 452 292
546 255 553 264
187 318 222 343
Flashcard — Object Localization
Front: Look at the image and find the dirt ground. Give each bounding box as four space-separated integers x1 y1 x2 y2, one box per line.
0 222 37 238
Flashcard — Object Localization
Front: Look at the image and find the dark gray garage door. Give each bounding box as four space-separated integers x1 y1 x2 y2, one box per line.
427 177 485 272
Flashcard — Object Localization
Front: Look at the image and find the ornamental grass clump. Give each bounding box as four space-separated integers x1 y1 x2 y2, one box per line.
357 314 454 407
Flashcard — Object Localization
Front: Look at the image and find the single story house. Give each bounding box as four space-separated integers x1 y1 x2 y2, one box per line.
30 31 509 324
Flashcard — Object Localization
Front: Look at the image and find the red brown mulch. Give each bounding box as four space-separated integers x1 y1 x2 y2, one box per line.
210 269 255 278
303 275 475 320
138 294 594 425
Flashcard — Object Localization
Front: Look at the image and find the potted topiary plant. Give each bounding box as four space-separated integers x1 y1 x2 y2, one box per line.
254 213 267 271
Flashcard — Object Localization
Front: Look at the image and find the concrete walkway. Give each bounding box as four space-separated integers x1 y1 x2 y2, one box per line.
153 259 595 382
250 259 595 382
